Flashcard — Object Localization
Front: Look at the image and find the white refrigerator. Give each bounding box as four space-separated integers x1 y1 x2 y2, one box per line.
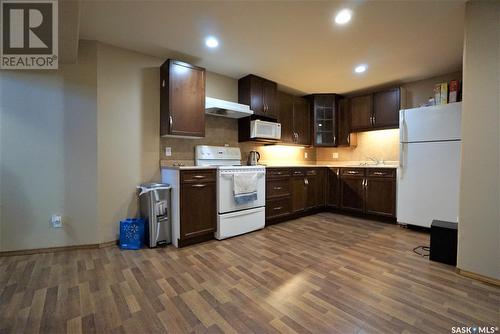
397 102 462 228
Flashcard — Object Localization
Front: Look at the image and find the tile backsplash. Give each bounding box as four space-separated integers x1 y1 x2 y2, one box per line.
160 115 398 166
160 115 315 166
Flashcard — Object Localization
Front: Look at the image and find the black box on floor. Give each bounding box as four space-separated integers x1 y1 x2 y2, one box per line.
430 220 458 266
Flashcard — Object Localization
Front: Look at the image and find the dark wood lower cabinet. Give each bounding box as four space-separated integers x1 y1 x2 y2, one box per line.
291 174 306 213
179 171 216 246
365 177 396 217
340 176 365 212
327 168 340 208
267 167 396 224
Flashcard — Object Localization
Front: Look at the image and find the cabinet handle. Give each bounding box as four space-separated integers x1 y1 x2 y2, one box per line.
304 178 309 185
372 115 376 125
347 135 350 144
373 172 385 176
169 115 173 130
336 169 340 177
333 135 336 145
273 186 282 190
193 175 206 179
347 171 358 174
162 80 165 88
191 184 207 188
273 206 283 211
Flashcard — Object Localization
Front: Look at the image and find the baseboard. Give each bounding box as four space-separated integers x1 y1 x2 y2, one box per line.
457 268 500 287
0 240 118 257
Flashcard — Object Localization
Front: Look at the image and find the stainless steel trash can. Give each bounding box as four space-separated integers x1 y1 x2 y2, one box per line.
138 183 171 247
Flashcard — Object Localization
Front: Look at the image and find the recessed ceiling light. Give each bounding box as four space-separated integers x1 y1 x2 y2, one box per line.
205 36 219 48
334 9 352 25
354 64 367 73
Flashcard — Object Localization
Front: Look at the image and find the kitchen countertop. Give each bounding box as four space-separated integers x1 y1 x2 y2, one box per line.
264 163 398 169
160 165 218 170
160 160 398 170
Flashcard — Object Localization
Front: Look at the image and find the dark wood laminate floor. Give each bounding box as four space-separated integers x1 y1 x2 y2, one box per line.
1 213 499 334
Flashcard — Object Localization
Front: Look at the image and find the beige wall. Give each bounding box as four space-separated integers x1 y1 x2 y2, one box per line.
402 71 462 108
96 43 162 243
457 0 500 280
0 41 99 251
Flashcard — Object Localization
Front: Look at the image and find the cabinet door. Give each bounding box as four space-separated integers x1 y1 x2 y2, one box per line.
365 178 396 217
337 98 351 146
373 88 400 129
263 80 278 119
277 91 294 143
161 60 206 137
180 182 216 239
315 169 326 207
305 175 317 210
312 95 337 147
350 94 373 132
327 168 340 207
293 97 311 146
340 176 365 212
249 76 264 116
291 176 306 213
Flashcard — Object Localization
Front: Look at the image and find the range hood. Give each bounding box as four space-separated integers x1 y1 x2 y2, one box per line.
205 97 253 119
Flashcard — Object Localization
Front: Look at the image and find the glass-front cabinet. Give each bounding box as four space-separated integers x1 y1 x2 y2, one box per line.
309 94 341 147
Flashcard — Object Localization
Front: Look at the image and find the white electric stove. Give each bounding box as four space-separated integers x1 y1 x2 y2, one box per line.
195 145 266 240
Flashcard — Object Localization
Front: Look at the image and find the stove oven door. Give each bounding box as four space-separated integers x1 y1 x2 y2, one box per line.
218 169 266 214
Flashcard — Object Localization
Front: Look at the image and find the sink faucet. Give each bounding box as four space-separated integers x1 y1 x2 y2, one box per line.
367 156 380 165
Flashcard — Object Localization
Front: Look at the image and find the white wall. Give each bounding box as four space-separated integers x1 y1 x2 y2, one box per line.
457 0 500 280
0 41 99 251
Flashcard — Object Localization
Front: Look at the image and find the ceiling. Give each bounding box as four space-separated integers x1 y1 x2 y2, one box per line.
79 0 465 95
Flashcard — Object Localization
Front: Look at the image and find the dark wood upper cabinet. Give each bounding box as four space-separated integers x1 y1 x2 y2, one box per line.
160 59 206 137
293 96 311 146
350 88 401 132
308 94 340 147
239 74 278 119
350 94 373 132
277 91 294 143
373 88 401 129
276 92 311 146
337 98 351 147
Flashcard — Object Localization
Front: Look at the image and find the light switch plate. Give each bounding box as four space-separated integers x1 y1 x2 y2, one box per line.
165 147 172 157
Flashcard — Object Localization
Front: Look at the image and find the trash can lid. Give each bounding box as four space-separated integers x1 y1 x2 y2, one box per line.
137 183 171 195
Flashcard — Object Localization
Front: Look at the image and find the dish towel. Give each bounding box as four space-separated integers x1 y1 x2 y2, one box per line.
233 173 258 204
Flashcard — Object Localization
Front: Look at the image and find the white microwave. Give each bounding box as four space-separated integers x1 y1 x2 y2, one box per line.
250 120 281 140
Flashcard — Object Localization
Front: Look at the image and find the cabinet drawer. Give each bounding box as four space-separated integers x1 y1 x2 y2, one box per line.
266 197 291 219
305 169 318 176
180 170 216 183
267 168 290 178
341 168 365 177
366 168 396 178
266 179 290 198
291 169 305 177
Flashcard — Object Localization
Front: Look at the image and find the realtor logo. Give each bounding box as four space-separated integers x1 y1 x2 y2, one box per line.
1 0 58 69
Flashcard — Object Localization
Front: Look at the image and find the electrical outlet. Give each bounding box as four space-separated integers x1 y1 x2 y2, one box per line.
332 152 339 159
304 152 308 159
165 147 172 157
51 214 62 228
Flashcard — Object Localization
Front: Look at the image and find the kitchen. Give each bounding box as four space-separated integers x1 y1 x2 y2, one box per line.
0 1 498 334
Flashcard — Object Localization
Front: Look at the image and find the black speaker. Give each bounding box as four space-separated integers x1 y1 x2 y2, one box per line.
430 220 458 266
